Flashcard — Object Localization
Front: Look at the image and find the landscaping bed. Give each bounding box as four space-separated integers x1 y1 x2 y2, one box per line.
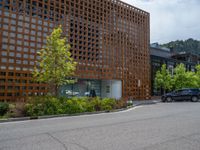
0 96 128 121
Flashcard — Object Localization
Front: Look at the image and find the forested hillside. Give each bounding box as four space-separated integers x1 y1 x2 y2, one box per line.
161 38 200 55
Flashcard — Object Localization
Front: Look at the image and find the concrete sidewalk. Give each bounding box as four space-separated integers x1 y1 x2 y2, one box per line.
132 99 161 106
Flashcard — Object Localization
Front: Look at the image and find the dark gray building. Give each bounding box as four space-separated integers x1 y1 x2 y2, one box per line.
150 43 199 96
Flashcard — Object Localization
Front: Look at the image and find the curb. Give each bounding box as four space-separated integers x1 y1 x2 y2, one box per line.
0 100 160 123
0 106 132 123
0 117 30 123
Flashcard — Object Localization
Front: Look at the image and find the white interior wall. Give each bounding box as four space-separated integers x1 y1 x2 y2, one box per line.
101 80 122 99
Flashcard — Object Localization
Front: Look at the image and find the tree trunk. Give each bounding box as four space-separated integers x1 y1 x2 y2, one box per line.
48 83 57 96
163 88 166 95
54 85 58 97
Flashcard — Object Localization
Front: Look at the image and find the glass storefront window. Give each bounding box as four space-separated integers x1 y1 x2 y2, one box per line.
59 79 101 97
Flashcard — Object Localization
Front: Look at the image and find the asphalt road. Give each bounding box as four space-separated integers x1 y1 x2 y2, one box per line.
1 102 200 150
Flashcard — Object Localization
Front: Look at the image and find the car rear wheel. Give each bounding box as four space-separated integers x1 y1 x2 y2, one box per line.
166 97 173 102
191 96 198 102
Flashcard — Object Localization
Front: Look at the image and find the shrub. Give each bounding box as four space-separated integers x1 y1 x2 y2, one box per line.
24 96 120 117
126 100 133 107
90 97 102 111
101 98 116 111
8 102 26 118
0 102 9 116
64 98 84 114
63 97 92 114
43 97 62 115
85 98 95 112
115 98 127 109
25 97 42 116
25 96 61 116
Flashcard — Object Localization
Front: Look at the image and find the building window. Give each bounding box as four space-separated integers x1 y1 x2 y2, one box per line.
8 79 13 83
30 61 34 65
0 79 5 83
15 93 20 96
8 86 13 90
23 60 28 64
16 60 21 64
17 46 22 52
1 51 7 56
11 25 16 31
9 52 15 57
8 72 14 76
2 37 8 43
0 72 6 76
30 42 35 47
1 58 7 63
9 45 15 50
106 85 110 93
0 86 5 90
9 59 14 63
7 93 12 96
0 66 6 70
15 86 20 90
30 36 35 41
3 17 9 23
0 93 5 96
16 67 21 70
24 54 28 59
10 33 15 38
17 40 22 45
8 66 14 70
10 39 15 44
3 24 8 30
16 53 21 58
11 13 16 19
3 31 8 36
31 18 36 23
18 21 23 26
22 68 28 71
24 35 29 39
30 49 35 53
23 48 28 52
17 33 23 38
24 41 29 46
2 44 8 50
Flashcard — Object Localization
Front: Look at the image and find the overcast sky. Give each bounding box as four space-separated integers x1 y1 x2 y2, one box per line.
122 0 200 44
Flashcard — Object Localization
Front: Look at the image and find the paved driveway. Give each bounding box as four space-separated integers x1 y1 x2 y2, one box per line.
1 102 200 150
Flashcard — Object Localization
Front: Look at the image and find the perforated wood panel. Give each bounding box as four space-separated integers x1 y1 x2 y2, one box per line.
0 0 150 101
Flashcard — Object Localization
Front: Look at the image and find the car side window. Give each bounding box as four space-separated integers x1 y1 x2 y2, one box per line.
174 90 178 94
191 89 199 93
181 90 189 94
176 90 183 94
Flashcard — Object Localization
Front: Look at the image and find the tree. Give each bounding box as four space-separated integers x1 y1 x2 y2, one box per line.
161 38 200 55
185 71 198 88
173 63 197 89
154 64 173 94
195 64 200 87
33 25 77 96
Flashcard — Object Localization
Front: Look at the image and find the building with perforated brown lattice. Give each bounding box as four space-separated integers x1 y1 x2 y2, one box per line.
0 0 150 101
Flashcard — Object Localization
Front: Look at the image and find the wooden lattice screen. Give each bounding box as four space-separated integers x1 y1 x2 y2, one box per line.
0 0 150 101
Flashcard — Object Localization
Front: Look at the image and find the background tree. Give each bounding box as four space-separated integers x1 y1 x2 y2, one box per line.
185 71 198 88
33 25 77 96
154 64 173 94
195 64 200 88
161 38 200 55
173 64 187 89
173 63 197 89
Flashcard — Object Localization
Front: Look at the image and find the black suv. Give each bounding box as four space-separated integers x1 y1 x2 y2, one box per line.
161 88 200 102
